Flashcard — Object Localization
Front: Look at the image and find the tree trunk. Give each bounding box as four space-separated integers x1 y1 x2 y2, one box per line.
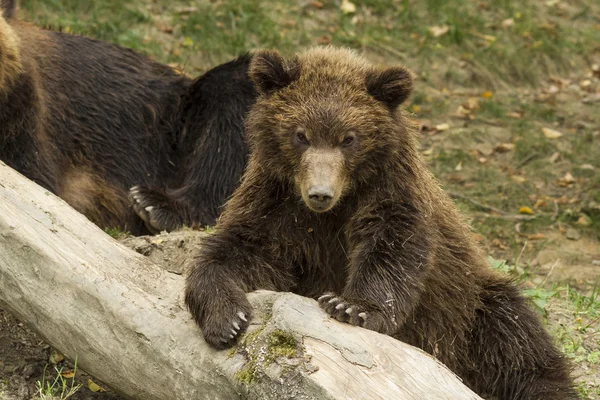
0 161 481 400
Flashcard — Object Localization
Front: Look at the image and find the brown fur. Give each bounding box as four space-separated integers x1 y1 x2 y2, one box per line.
185 47 576 400
0 5 255 234
0 7 21 95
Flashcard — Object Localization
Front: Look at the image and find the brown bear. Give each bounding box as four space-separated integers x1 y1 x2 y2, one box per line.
185 47 576 400
0 1 254 235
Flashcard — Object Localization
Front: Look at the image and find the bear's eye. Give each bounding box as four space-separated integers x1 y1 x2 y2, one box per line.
341 135 355 147
295 131 310 146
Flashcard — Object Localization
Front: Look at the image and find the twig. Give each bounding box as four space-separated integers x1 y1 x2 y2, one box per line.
471 213 539 221
514 240 528 268
516 152 540 169
552 200 559 220
537 259 560 288
449 192 509 215
369 42 407 60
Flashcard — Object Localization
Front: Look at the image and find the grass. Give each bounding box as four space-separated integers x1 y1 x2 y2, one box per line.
19 0 599 81
35 359 82 400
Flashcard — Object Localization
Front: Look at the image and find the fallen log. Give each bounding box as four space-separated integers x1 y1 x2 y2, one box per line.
0 161 482 400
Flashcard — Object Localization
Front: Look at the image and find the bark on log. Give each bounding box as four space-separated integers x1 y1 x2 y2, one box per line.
0 161 482 400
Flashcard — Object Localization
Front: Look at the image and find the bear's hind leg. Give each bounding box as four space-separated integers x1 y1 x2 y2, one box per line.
467 280 576 400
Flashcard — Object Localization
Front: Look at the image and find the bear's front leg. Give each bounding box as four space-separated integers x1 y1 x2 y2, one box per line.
318 203 432 336
185 226 291 349
186 260 253 349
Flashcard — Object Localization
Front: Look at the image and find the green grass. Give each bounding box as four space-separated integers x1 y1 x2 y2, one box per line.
35 359 82 400
19 0 600 83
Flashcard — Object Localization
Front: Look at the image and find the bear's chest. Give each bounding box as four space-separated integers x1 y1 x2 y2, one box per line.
279 210 350 297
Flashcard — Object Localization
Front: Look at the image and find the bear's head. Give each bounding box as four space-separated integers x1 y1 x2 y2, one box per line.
246 47 413 213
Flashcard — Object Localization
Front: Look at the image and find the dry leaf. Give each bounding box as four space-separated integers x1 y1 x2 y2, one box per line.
463 98 480 110
533 199 547 209
429 25 449 37
527 233 546 240
495 143 515 152
340 0 356 14
506 111 523 119
61 370 75 379
562 172 575 182
455 161 463 171
311 0 324 8
576 215 591 226
435 123 450 131
88 379 106 393
502 18 514 28
580 164 594 170
519 206 534 215
317 35 332 44
511 175 527 183
49 350 64 365
481 91 493 98
549 152 560 163
542 127 563 139
478 157 488 164
411 104 421 113
422 148 434 156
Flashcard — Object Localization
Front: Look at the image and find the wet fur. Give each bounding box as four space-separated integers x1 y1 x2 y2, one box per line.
0 3 254 234
185 47 576 399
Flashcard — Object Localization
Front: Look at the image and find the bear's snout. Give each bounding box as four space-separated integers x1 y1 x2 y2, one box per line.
307 186 334 210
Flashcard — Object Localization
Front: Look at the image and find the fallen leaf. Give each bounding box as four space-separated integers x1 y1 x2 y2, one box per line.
61 370 75 379
542 127 563 139
88 380 106 393
506 111 523 118
561 172 575 183
481 91 493 98
422 148 433 156
533 199 547 209
478 157 488 164
435 123 450 131
411 104 421 113
502 18 514 28
549 152 560 163
527 233 546 240
474 143 494 156
175 6 198 14
592 64 600 78
579 79 592 89
49 350 64 365
455 161 463 171
429 25 449 37
317 35 332 44
519 206 534 215
576 215 591 226
340 0 356 14
182 37 194 47
580 164 594 170
463 97 480 110
311 0 324 8
495 143 515 152
511 175 527 183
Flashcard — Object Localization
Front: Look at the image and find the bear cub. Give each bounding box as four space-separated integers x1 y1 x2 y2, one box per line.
185 47 575 400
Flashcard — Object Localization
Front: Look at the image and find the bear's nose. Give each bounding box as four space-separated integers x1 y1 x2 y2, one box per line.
308 186 334 206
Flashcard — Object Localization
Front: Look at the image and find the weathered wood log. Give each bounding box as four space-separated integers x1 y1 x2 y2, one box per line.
0 161 482 400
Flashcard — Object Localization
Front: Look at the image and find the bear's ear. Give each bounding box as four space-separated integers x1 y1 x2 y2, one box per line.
365 66 413 109
249 49 301 95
